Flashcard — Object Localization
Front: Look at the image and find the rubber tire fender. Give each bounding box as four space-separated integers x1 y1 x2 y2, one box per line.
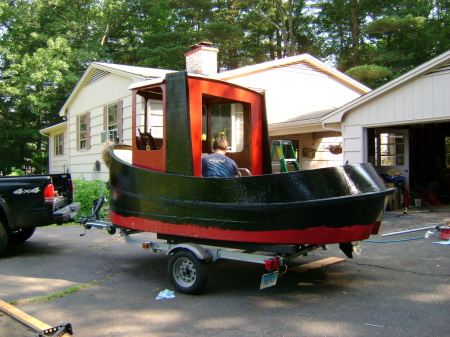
9 227 36 245
0 217 10 256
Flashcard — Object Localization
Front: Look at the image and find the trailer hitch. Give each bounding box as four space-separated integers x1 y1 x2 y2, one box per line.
34 322 73 337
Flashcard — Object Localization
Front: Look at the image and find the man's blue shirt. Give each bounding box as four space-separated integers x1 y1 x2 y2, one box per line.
202 153 238 177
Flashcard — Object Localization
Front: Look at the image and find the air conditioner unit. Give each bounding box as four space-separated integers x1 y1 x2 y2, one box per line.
101 130 118 143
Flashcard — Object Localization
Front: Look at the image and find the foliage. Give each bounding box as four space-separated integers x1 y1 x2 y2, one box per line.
345 64 392 88
8 168 26 176
1 0 450 172
73 179 109 218
324 144 342 151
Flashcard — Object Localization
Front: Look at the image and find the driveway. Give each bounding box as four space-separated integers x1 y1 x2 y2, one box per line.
1 207 449 336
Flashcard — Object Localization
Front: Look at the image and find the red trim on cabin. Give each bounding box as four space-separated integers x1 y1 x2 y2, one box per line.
131 87 167 172
188 78 264 177
111 211 379 245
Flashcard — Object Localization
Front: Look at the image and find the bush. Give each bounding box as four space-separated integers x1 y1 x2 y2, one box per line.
73 179 109 218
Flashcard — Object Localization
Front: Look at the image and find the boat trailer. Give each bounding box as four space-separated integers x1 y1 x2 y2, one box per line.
77 197 328 294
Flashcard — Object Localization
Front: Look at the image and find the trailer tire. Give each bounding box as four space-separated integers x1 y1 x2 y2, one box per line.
168 250 208 294
9 227 36 245
0 218 9 255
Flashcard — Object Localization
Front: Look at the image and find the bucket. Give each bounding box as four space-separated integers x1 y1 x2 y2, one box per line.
440 228 450 240
414 199 422 207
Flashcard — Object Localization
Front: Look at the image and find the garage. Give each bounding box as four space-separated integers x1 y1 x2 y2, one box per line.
323 50 450 208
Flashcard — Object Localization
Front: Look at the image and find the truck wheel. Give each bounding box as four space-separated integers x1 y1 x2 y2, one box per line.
168 250 208 294
0 219 9 255
9 227 36 244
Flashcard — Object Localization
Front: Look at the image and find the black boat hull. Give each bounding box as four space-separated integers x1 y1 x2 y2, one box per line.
109 148 392 245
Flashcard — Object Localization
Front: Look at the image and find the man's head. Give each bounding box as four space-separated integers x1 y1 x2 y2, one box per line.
213 135 228 151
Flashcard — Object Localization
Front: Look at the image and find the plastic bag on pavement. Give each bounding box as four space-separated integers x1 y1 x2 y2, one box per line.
156 289 175 300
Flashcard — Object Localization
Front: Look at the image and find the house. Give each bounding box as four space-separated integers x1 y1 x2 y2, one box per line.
40 63 174 181
321 49 450 204
40 43 370 181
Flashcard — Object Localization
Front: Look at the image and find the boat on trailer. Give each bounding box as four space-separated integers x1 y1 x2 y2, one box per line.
108 71 391 246
85 71 393 293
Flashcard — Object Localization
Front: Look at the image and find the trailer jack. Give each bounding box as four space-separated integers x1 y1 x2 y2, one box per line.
34 322 73 337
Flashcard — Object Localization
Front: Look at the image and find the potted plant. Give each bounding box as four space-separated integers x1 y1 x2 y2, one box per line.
326 144 342 155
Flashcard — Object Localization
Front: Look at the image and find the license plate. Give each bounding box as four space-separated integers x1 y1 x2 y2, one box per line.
260 272 278 290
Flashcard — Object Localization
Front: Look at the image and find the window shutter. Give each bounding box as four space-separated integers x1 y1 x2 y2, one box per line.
103 105 108 131
61 133 64 156
53 135 56 156
76 115 80 151
86 111 91 149
118 100 123 142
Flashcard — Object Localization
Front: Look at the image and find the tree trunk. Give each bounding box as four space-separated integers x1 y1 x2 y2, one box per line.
349 0 361 67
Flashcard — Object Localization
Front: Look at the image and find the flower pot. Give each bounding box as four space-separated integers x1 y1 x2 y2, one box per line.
329 147 342 155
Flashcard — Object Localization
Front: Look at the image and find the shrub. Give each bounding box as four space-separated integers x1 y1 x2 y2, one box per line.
73 179 109 218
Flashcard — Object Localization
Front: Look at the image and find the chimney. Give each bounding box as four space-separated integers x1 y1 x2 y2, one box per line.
185 42 218 76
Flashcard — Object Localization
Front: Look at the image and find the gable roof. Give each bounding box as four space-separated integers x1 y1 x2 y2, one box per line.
58 62 174 117
269 108 336 135
322 49 450 125
214 54 371 94
39 122 67 135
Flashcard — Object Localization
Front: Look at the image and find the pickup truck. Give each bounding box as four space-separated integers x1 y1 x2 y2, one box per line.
0 173 80 255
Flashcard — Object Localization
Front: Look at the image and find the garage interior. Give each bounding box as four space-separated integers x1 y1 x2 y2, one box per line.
368 122 450 207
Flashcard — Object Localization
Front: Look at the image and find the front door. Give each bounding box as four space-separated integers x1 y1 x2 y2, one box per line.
374 129 409 186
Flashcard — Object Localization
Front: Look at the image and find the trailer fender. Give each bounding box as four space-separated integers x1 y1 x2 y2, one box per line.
167 243 213 263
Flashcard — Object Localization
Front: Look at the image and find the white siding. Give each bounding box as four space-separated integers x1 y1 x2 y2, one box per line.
227 66 363 124
341 69 450 165
66 73 135 180
48 129 69 174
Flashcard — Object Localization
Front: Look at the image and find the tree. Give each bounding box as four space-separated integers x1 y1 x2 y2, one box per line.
0 0 99 174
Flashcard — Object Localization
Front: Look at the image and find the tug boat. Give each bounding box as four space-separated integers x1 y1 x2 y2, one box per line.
107 71 392 251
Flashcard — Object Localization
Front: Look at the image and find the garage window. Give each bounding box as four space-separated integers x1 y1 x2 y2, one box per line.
375 132 405 166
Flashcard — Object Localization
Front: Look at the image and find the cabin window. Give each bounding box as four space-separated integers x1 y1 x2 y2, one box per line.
77 112 90 150
146 99 164 141
54 133 64 156
136 86 164 150
203 102 245 153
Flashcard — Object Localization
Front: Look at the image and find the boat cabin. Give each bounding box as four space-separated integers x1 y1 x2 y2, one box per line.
128 71 271 177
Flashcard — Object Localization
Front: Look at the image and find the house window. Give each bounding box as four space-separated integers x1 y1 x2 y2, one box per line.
78 112 90 150
103 101 123 143
107 103 118 141
79 114 87 149
55 133 64 156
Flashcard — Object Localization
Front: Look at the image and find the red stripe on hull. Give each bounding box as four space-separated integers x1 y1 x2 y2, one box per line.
111 212 378 245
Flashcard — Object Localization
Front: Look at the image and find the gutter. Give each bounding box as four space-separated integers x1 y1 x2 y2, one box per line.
322 122 342 132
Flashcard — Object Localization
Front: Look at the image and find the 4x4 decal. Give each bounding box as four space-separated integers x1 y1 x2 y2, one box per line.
13 187 40 195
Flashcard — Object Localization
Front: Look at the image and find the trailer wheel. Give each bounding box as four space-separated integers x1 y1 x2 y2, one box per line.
168 250 208 294
0 219 9 255
9 227 36 244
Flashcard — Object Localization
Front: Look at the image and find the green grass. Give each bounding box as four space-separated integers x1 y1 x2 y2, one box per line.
9 279 105 305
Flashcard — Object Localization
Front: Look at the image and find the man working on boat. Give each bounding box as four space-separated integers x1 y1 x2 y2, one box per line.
202 135 238 178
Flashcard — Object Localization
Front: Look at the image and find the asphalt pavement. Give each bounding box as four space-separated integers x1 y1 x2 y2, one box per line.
1 206 449 337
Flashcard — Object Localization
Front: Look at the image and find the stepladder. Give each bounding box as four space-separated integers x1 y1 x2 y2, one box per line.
270 140 300 172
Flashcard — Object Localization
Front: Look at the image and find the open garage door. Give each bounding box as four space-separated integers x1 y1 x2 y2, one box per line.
368 123 450 207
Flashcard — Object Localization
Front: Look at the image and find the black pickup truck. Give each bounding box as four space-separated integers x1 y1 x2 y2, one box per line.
0 173 80 255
